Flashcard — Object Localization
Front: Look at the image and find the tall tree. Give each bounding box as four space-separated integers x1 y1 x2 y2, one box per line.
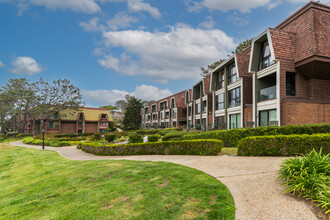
122 96 143 131
200 59 226 77
115 100 128 111
233 38 253 54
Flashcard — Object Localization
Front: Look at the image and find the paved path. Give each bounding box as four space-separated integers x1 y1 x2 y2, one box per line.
10 141 317 220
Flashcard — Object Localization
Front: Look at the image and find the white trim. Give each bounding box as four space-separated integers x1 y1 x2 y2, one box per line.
257 99 277 111
227 106 241 113
257 64 277 79
267 29 276 62
252 73 256 126
212 55 235 73
276 61 281 126
215 109 225 117
227 79 241 90
215 88 225 95
234 54 240 77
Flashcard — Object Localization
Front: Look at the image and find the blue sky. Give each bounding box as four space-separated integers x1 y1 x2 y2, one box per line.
0 0 322 107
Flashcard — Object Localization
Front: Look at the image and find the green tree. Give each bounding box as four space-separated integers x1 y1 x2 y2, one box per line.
122 96 143 131
200 59 226 77
115 100 128 111
100 105 118 110
233 38 253 54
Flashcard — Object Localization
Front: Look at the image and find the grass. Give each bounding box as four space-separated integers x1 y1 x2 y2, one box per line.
219 148 237 156
0 143 235 219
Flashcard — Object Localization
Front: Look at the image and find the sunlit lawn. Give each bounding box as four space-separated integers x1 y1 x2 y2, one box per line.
0 143 235 219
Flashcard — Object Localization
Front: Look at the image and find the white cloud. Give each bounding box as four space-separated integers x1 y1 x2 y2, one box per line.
0 61 5 68
127 0 161 18
0 0 101 15
80 12 138 32
199 16 215 29
99 24 235 83
82 84 172 106
9 56 43 75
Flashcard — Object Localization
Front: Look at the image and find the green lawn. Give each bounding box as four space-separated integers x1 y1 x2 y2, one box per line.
0 143 235 219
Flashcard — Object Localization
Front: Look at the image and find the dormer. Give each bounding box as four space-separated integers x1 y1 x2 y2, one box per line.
192 80 204 101
185 90 190 104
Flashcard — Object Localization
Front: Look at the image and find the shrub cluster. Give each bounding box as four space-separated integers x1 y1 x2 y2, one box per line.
237 134 330 156
162 133 184 141
129 134 143 143
278 149 329 213
105 133 117 142
23 137 71 147
6 132 19 137
54 132 93 138
182 124 330 147
77 139 223 156
16 133 33 138
135 129 160 135
147 134 161 142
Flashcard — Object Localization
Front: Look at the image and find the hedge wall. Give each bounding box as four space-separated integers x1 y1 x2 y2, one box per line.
182 124 330 147
237 134 330 156
23 137 71 147
77 139 223 156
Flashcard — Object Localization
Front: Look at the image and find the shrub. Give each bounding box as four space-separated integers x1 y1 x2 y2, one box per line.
278 149 329 213
54 132 93 138
148 134 161 142
105 133 117 142
237 134 330 156
23 137 71 147
129 134 143 143
182 124 330 147
77 139 223 156
93 133 101 141
16 133 33 138
0 137 5 142
162 133 183 141
6 132 19 137
164 127 180 131
135 129 159 135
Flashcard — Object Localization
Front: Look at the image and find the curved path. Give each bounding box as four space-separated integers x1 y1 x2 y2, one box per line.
10 141 317 220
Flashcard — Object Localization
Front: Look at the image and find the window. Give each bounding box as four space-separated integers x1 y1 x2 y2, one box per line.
228 63 237 84
48 120 59 128
171 98 175 108
286 72 296 96
228 87 241 108
100 122 108 126
215 93 224 110
258 40 274 70
217 71 225 89
229 114 241 129
188 106 192 116
165 112 169 119
173 121 177 127
172 110 177 118
214 116 226 130
101 114 107 119
185 91 189 103
195 102 200 114
202 100 207 113
259 109 277 127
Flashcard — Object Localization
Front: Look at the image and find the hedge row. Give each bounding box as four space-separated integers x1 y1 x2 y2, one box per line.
77 139 223 156
237 134 330 156
54 132 94 138
23 137 71 147
182 124 330 147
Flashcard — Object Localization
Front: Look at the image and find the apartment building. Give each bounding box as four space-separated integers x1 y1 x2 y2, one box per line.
249 1 330 127
141 90 189 129
209 48 253 129
22 107 113 135
186 74 213 130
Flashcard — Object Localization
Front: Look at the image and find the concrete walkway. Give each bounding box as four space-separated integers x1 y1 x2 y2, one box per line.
10 141 317 220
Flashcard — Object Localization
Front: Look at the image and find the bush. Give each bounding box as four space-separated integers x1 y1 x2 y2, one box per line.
129 134 143 143
182 124 330 147
93 133 101 141
135 129 160 135
164 127 180 131
6 132 18 137
77 139 223 156
54 132 94 138
148 134 161 142
23 137 71 147
105 133 117 142
162 133 183 141
237 134 330 156
278 149 329 213
16 133 33 138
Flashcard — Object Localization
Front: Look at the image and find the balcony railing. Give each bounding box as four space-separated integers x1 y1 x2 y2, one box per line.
259 85 276 101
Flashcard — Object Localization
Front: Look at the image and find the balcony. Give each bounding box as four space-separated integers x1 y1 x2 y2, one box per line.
259 85 276 101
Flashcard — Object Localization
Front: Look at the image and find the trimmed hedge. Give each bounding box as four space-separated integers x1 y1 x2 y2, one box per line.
129 134 143 143
148 134 161 142
23 137 71 147
182 124 330 147
105 133 117 142
162 133 183 141
54 132 93 138
237 134 330 156
77 139 223 156
135 129 160 135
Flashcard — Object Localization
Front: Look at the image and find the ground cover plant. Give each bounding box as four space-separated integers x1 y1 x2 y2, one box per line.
182 124 330 147
23 137 72 147
78 139 223 156
278 149 329 214
0 143 235 219
237 133 330 156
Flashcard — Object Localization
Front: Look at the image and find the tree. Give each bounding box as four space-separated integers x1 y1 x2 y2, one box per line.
100 105 118 110
115 100 128 111
233 38 253 54
200 59 226 77
122 96 143 131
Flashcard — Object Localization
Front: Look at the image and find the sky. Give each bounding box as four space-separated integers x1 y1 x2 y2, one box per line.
0 0 327 107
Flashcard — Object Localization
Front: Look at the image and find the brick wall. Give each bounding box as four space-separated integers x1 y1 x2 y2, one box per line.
243 105 253 127
282 101 330 125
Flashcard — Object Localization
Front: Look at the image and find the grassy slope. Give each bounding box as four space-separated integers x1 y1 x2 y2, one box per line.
0 143 235 219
